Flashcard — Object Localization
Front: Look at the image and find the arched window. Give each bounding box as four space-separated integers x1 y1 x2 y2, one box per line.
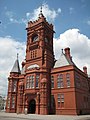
57 74 64 88
32 34 38 42
66 73 70 87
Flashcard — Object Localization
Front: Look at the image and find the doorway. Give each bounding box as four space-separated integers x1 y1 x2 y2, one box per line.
28 99 36 114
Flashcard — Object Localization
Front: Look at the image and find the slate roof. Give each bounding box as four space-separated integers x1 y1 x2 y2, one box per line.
54 53 74 68
11 59 21 73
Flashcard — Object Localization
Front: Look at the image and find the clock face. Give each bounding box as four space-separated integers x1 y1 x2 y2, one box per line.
32 35 38 42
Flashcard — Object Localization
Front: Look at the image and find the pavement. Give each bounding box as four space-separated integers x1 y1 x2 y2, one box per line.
0 112 90 120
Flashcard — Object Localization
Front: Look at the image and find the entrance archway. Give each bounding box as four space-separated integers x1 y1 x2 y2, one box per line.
28 99 36 114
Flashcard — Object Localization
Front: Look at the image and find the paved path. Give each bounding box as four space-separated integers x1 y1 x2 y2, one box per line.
0 112 90 120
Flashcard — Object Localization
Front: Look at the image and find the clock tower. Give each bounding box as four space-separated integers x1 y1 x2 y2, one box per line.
24 10 55 114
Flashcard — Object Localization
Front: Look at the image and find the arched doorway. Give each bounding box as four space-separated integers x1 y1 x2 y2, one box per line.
28 99 36 114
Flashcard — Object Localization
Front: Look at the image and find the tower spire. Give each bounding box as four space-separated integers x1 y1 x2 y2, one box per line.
11 53 20 73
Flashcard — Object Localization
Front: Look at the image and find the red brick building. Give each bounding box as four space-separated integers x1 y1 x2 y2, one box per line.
6 11 90 115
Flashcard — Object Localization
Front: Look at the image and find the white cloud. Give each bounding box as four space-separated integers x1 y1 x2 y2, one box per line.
0 36 25 96
5 4 61 25
87 20 90 25
54 28 90 74
1 29 90 96
29 3 61 22
69 7 74 14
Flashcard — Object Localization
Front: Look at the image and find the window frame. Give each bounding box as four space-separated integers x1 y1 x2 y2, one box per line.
57 74 64 88
66 73 70 87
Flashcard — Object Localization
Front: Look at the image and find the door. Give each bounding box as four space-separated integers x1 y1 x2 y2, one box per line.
28 99 36 114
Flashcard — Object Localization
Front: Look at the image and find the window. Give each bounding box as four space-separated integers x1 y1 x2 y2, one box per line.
57 94 64 108
51 76 54 89
57 74 64 88
31 75 34 88
26 76 30 89
66 73 70 87
7 97 10 108
11 96 15 108
26 75 34 89
61 94 64 103
35 50 37 57
12 80 17 92
57 94 60 107
75 75 81 88
36 75 39 88
31 50 37 59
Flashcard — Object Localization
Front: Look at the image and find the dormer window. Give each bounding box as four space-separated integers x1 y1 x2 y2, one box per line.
32 34 38 42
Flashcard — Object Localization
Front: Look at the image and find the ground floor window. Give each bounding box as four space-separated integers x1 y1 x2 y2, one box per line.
57 94 64 108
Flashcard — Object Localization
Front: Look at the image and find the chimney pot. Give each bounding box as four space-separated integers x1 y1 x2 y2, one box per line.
83 66 87 74
22 61 25 68
64 47 70 59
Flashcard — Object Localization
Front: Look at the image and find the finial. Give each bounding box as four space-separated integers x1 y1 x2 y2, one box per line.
40 5 42 15
17 53 19 60
61 49 63 53
39 5 43 17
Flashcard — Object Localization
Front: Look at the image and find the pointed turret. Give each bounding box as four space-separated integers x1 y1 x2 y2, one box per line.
11 53 21 73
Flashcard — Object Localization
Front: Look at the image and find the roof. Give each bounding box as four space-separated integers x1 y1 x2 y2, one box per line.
54 53 74 68
11 59 21 73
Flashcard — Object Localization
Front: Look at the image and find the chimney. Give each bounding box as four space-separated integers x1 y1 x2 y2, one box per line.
83 66 87 74
64 47 71 59
22 61 25 68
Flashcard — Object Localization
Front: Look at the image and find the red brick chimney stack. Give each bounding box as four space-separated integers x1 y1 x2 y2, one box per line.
22 61 25 68
64 47 71 60
83 66 87 74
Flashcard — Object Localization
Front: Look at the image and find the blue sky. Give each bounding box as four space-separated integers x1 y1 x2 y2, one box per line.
0 0 90 41
0 0 90 96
